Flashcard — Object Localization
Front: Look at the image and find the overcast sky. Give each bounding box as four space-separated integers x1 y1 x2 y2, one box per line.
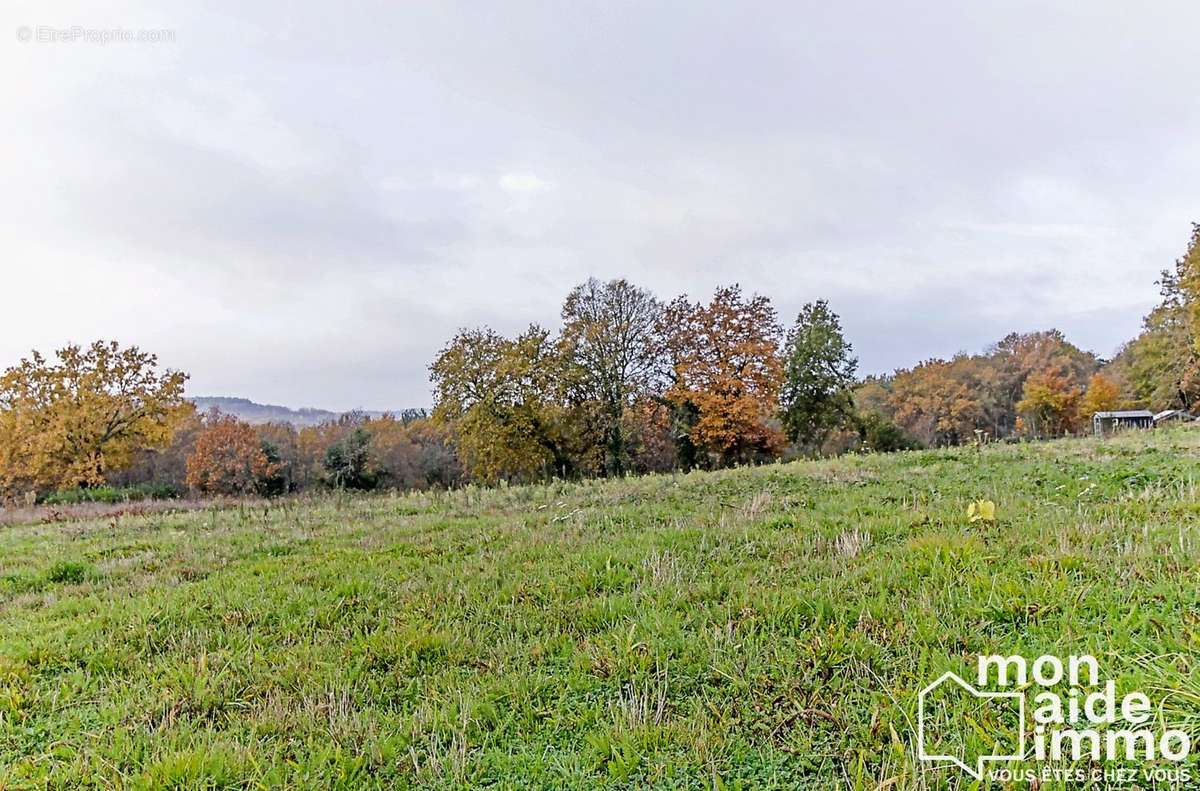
3 1 1199 410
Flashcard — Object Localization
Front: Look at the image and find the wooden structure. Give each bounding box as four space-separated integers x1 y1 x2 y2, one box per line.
1153 409 1195 426
1092 410 1153 436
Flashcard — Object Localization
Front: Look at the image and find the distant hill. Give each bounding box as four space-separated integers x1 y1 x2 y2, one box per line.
189 397 415 427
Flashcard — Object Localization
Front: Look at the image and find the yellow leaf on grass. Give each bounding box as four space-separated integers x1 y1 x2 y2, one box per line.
968 499 996 522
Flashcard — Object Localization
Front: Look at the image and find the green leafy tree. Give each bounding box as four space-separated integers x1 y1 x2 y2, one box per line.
856 411 922 452
323 425 375 489
780 300 858 453
559 278 663 476
255 422 301 494
1111 223 1200 410
430 325 571 483
1178 223 1200 353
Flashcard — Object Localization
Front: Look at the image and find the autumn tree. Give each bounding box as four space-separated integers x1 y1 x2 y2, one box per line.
0 341 189 495
848 376 921 453
106 404 202 493
185 412 278 495
620 398 676 474
1077 373 1121 422
254 421 301 494
430 325 570 483
363 415 421 489
559 278 663 475
1110 223 1200 410
854 376 893 418
297 418 353 489
390 417 462 488
780 300 858 454
1117 325 1200 410
980 330 1099 437
660 285 785 467
1177 223 1200 353
1016 368 1082 437
888 357 986 446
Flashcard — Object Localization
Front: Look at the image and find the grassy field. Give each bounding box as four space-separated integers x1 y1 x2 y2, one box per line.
2 430 1200 788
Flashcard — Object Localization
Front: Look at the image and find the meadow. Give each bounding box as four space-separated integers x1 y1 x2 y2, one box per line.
2 429 1200 788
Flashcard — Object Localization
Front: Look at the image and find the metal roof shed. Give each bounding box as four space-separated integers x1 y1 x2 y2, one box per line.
1092 410 1154 436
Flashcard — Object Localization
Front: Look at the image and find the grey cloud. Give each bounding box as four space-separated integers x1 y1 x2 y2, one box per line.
2 0 1198 409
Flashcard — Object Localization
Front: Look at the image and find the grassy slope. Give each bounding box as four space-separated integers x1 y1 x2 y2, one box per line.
2 430 1200 789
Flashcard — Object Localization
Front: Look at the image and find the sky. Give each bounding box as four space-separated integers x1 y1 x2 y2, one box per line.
3 1 1199 411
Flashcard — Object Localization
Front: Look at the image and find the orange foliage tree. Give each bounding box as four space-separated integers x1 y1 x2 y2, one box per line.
660 285 785 467
362 414 462 490
1016 368 1083 437
1077 373 1121 422
888 357 986 446
983 330 1098 436
0 341 189 495
185 413 278 495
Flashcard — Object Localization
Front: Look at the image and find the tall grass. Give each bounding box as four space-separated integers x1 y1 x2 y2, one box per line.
0 428 1197 787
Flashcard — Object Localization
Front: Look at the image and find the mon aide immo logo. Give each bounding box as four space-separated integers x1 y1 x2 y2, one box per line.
918 654 1192 784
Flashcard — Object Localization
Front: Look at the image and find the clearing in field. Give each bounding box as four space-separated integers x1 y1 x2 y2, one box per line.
2 429 1199 788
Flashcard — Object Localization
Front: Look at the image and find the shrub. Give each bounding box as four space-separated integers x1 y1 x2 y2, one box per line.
323 427 376 490
46 560 90 584
42 487 124 505
131 481 183 500
186 413 279 496
40 482 181 505
857 411 923 453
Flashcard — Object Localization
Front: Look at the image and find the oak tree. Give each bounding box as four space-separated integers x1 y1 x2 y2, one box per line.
560 278 662 475
430 325 570 483
888 357 986 446
660 285 785 467
0 341 189 495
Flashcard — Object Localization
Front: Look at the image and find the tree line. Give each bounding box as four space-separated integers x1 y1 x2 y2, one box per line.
428 282 864 483
1 223 1197 500
861 222 1200 446
0 341 460 499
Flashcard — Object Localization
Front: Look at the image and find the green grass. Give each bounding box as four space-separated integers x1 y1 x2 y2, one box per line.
2 429 1200 788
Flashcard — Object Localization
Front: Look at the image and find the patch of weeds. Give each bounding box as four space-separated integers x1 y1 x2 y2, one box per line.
44 560 93 584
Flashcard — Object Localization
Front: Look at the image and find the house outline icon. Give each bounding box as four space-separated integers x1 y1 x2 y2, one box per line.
917 670 1027 780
